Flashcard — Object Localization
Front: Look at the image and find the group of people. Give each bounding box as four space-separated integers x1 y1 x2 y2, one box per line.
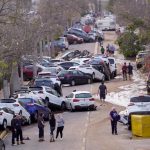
122 62 133 81
11 112 65 146
38 112 65 142
11 114 25 146
100 44 116 56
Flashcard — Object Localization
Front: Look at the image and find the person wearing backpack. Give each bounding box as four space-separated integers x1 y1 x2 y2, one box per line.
109 107 120 135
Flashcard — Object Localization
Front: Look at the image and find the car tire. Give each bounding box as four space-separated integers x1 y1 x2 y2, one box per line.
27 117 31 125
70 104 74 112
71 80 75 86
2 120 7 130
111 72 114 79
61 102 66 111
106 75 110 81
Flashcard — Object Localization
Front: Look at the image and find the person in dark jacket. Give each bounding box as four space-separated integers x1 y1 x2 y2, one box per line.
122 62 128 80
38 113 45 142
11 115 17 146
127 63 133 80
49 112 56 142
98 82 107 105
15 115 25 145
109 107 119 135
54 83 62 96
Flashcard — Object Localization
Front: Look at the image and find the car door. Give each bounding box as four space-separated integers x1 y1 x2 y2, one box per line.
92 67 104 80
65 93 74 109
77 71 87 84
5 108 14 126
72 70 81 84
46 87 62 107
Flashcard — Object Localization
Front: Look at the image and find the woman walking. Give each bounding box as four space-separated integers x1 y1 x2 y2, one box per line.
56 114 65 140
38 113 45 142
49 112 56 142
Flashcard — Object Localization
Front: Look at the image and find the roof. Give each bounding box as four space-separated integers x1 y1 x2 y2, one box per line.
72 91 91 94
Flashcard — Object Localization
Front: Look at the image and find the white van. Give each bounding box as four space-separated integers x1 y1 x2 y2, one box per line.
96 19 116 31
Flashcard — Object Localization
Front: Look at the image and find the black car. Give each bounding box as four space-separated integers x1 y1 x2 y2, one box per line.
28 78 54 88
67 28 93 43
58 61 80 70
58 70 92 86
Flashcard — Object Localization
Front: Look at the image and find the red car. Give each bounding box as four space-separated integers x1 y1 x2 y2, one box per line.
66 34 83 44
23 65 42 80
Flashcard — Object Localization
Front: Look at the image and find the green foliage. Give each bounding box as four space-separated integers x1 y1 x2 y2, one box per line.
106 0 116 12
117 32 144 58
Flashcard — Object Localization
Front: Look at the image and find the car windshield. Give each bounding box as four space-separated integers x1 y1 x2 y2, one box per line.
34 80 53 87
38 73 51 77
58 70 68 76
29 87 43 91
18 98 33 104
130 96 150 102
75 93 92 98
0 99 16 103
108 59 114 64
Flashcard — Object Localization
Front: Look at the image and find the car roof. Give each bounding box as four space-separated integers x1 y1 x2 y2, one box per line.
130 95 150 102
38 71 51 74
72 91 91 94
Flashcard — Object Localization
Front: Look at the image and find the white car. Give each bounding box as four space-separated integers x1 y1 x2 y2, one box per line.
38 72 61 86
119 110 128 125
29 86 66 110
69 64 105 81
42 65 65 74
127 95 150 114
0 107 14 129
0 99 31 124
108 57 117 77
71 58 90 65
65 91 95 111
94 54 116 78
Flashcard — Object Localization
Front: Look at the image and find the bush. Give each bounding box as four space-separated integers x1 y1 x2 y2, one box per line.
117 31 144 58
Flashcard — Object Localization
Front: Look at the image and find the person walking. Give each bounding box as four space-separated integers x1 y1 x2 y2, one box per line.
56 114 65 140
11 115 17 146
15 115 25 145
49 112 56 142
128 63 133 80
122 62 128 80
100 46 105 54
109 107 120 135
98 82 107 105
38 113 45 142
